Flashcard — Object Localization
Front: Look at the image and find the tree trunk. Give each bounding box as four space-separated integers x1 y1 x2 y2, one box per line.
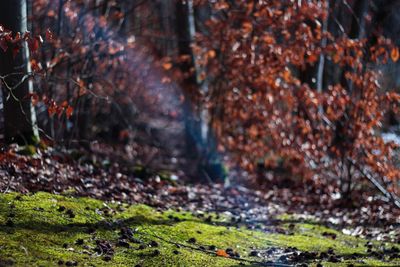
175 0 225 181
0 0 39 144
175 0 202 158
349 0 370 39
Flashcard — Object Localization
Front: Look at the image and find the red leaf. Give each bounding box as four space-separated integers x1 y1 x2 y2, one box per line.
48 105 57 116
66 106 73 118
45 29 53 41
28 38 39 52
13 32 21 42
61 100 68 108
30 59 41 72
28 36 43 53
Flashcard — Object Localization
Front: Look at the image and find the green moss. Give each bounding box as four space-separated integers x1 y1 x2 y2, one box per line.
16 145 37 156
0 192 398 267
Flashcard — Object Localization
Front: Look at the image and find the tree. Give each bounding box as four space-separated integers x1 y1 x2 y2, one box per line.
175 0 202 154
0 0 39 144
196 0 400 205
175 0 225 181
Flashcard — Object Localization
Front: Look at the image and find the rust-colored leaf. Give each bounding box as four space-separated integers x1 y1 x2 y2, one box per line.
242 21 253 34
162 62 173 71
28 38 40 53
391 47 399 62
208 50 216 59
216 249 229 258
61 101 68 108
30 59 41 72
66 106 73 119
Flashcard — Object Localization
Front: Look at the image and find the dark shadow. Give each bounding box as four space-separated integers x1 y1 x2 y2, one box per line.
192 218 331 230
0 214 175 234
204 217 400 234
230 265 264 267
230 263 290 267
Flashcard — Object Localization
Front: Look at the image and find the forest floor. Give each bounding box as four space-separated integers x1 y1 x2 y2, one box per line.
0 192 399 267
0 144 400 266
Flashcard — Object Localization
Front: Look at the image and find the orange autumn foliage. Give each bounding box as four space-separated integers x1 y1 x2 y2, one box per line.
195 0 400 196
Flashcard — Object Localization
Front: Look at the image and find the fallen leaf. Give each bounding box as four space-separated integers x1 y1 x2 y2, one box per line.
216 249 229 258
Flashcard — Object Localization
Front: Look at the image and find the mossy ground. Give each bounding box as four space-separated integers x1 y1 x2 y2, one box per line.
0 192 398 266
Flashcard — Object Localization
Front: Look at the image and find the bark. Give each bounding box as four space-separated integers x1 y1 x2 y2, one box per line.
349 0 370 39
175 0 224 181
175 0 201 159
0 0 39 144
317 1 329 94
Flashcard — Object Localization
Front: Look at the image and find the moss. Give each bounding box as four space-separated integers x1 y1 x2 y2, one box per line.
16 145 37 156
0 192 398 267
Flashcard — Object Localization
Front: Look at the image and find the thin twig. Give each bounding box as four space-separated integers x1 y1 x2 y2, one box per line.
348 158 400 209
